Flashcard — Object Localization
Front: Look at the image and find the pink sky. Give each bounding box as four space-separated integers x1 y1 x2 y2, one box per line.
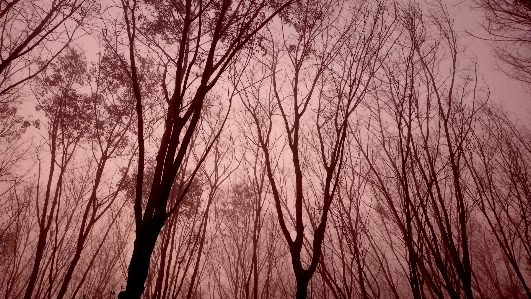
451 0 530 122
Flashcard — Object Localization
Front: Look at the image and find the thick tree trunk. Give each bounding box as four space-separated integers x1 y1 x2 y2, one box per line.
119 219 165 299
295 275 310 299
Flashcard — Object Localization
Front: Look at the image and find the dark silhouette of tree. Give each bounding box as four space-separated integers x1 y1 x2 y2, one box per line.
115 0 295 298
243 1 393 297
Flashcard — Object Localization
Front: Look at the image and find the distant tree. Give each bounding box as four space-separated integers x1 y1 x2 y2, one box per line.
0 0 95 239
0 183 36 299
211 174 281 298
0 0 94 152
476 0 531 84
467 108 531 298
15 45 138 299
356 3 486 298
50 47 138 299
316 150 384 299
23 46 93 299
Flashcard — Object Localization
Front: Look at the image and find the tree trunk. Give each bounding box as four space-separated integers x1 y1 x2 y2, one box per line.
296 275 310 299
23 233 48 299
119 219 165 299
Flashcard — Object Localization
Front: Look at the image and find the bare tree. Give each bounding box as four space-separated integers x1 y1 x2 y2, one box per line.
355 3 488 298
316 148 386 299
4 1 531 298
466 108 531 298
243 1 392 297
475 0 531 84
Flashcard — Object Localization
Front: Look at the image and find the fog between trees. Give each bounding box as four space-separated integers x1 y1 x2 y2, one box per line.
0 0 530 298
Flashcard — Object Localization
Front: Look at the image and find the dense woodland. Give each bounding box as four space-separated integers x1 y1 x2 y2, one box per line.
0 0 530 298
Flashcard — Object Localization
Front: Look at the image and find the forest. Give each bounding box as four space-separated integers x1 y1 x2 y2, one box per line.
0 0 530 298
